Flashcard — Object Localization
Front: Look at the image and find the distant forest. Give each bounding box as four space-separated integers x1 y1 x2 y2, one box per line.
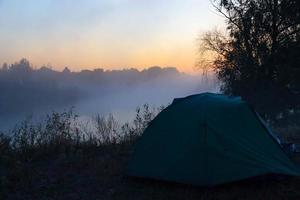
0 58 202 116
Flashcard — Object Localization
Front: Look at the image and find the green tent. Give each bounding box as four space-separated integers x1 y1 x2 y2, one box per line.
127 93 300 186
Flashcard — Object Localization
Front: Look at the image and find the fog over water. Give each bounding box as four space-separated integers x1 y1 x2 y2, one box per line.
0 59 219 131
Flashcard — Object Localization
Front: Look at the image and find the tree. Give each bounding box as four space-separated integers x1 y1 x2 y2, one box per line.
10 58 32 72
62 67 71 73
2 63 8 71
200 0 300 121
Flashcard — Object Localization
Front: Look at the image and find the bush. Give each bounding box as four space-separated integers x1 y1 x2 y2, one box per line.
0 104 163 161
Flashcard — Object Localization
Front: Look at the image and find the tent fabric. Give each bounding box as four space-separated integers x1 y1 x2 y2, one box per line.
126 93 300 186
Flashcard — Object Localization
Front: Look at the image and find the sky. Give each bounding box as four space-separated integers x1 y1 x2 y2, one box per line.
0 0 224 74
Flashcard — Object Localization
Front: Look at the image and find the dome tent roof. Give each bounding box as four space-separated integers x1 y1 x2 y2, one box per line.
127 93 300 186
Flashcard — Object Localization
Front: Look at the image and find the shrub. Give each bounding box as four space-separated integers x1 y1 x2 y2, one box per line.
0 104 163 160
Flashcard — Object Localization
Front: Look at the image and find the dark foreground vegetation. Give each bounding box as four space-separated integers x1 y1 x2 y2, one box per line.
1 106 300 200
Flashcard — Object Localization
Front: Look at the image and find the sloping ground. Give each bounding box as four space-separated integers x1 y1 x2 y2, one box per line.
2 142 300 200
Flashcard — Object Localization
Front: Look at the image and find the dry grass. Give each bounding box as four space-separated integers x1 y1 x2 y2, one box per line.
1 107 300 199
274 125 300 143
2 141 300 200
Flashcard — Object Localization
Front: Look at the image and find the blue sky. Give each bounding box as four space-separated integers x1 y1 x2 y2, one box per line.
0 0 224 73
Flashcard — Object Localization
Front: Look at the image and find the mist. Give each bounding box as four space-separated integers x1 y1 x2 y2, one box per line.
0 59 219 131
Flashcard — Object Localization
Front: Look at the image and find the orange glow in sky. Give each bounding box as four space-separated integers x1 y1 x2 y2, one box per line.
0 0 224 74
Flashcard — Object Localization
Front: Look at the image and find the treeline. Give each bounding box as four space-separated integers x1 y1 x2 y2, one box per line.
0 58 186 115
0 59 82 114
0 58 181 87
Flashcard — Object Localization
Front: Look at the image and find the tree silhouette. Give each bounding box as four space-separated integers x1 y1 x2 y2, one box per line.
201 0 300 121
